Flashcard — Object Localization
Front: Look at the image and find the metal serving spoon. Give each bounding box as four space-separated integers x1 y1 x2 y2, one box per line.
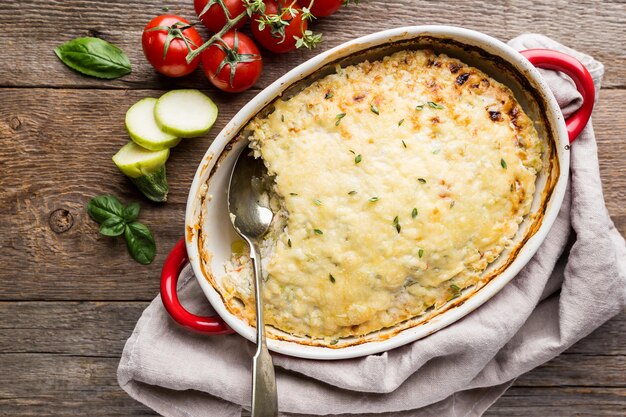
227 148 278 417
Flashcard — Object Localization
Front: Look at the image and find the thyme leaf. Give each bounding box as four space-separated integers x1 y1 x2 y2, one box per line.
393 216 401 233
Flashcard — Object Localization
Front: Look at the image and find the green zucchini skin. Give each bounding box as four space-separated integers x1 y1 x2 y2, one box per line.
130 165 169 202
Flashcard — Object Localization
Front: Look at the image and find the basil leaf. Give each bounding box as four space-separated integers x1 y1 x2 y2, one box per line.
124 222 156 265
100 217 125 236
123 202 140 223
54 37 131 79
87 195 124 224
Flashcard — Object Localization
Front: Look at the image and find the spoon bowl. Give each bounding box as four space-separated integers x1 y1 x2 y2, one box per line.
228 151 274 240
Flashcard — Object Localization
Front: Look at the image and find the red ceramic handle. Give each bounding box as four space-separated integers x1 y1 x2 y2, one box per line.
520 49 595 143
160 238 233 334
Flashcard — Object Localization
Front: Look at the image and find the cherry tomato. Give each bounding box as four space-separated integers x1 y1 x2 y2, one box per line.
201 31 263 93
194 0 248 32
142 15 203 77
297 0 342 17
251 0 307 53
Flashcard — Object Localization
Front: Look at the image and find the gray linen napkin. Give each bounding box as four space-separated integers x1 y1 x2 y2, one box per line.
118 34 626 417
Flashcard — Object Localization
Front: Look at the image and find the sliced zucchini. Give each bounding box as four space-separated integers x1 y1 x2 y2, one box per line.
125 98 181 151
112 141 169 178
154 89 218 138
130 165 169 203
112 141 170 202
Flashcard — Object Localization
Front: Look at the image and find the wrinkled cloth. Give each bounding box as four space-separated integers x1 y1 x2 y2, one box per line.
118 34 625 417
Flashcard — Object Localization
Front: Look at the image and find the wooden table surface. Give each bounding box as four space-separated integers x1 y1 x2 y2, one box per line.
1 1 624 415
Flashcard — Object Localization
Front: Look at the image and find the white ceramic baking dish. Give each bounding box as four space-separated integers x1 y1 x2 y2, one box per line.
160 26 594 360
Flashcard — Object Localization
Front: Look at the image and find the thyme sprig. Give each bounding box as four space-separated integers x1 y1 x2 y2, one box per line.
250 0 322 49
187 0 331 73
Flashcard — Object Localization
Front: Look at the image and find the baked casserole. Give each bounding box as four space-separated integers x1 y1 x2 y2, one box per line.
220 49 544 343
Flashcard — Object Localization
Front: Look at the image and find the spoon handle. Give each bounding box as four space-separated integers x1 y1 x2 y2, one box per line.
249 241 278 417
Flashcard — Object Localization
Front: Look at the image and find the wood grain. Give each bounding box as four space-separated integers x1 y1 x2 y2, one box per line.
0 1 625 89
1 354 623 417
0 302 623 416
0 302 148 356
485 387 626 416
1 0 625 415
0 355 157 417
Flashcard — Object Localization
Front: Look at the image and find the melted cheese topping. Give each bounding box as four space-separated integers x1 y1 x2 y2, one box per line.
223 49 543 340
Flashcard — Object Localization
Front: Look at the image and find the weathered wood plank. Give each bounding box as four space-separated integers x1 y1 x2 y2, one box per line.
1 0 625 89
0 301 148 356
1 88 624 301
596 91 626 236
515 351 626 388
486 387 626 416
0 353 624 417
0 354 157 417
0 88 219 301
0 301 622 415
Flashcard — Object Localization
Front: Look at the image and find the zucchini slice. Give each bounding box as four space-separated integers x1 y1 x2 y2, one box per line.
112 141 170 202
125 98 181 151
154 89 218 138
112 141 169 178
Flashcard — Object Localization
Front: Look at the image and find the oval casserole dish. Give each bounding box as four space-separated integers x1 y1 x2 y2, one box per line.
180 26 577 360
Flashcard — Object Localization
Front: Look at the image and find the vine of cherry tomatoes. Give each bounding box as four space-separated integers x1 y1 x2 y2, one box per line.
141 0 357 92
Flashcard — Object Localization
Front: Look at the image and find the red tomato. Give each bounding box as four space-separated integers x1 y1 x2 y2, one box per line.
251 0 307 53
142 15 203 77
194 0 248 32
201 31 263 92
297 0 342 17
